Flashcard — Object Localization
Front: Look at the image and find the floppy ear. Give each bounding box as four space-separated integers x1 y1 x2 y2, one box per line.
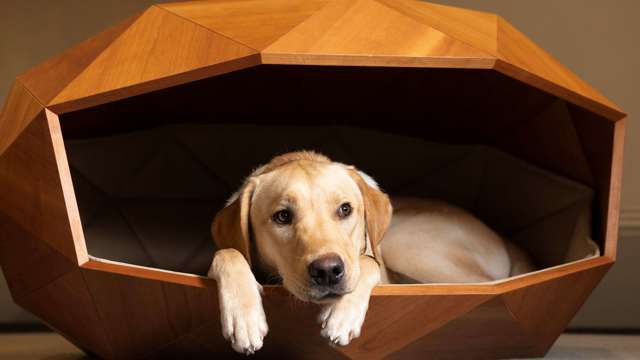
348 170 393 259
211 179 257 265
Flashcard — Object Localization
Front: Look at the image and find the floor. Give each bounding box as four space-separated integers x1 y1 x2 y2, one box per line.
0 333 638 359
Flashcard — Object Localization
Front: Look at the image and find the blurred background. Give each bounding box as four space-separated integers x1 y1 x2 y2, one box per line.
0 0 638 332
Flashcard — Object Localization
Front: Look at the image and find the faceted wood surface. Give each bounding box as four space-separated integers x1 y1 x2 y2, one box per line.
0 0 626 359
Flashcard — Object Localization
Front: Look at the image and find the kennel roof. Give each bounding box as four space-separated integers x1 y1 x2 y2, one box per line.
3 0 624 125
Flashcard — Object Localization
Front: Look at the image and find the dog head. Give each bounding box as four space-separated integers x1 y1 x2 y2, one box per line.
212 151 392 303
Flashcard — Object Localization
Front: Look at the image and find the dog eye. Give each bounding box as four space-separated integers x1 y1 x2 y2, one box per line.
337 202 352 219
272 209 293 225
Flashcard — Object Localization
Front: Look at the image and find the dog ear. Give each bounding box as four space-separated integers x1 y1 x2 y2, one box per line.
348 169 393 259
211 179 257 265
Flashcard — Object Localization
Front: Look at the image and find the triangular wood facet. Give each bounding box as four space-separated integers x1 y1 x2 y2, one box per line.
377 0 498 54
81 267 217 359
388 298 539 359
50 6 259 113
263 0 496 67
501 262 611 353
0 213 76 299
16 12 141 106
495 99 594 186
160 0 331 50
511 198 591 268
17 270 113 359
496 17 619 111
0 112 84 264
0 81 43 155
334 294 492 358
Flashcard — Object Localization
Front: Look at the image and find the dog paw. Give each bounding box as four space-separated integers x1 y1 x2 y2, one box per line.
318 294 368 346
219 282 268 355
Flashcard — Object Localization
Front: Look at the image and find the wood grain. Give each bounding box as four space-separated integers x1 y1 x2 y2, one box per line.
388 298 538 359
0 1 626 358
263 0 496 68
81 265 217 359
378 0 499 53
160 0 330 50
603 119 625 259
501 262 612 354
496 16 620 112
336 294 492 359
0 111 86 264
0 80 43 155
16 269 113 359
16 12 141 106
49 5 259 113
0 213 75 299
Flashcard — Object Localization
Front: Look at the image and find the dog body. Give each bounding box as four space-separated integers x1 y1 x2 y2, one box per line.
209 151 533 354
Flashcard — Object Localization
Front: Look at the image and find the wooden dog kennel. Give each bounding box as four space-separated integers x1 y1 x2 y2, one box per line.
0 0 626 358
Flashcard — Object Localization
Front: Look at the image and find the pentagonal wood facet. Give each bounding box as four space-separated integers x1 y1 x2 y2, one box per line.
0 0 625 359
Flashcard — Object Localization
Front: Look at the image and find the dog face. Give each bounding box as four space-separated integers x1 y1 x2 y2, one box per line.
212 152 392 304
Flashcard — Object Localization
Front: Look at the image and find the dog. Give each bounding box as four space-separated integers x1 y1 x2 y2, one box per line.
208 151 534 354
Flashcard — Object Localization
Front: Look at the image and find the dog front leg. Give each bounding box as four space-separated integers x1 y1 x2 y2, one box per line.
318 255 380 346
209 249 268 354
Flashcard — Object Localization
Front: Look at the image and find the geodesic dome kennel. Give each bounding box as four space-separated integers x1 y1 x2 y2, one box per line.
0 0 626 359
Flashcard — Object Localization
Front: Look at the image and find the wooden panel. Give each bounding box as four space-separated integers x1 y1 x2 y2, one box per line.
494 60 624 121
81 266 217 359
336 294 492 359
495 99 593 185
259 296 346 359
82 259 213 289
147 321 245 360
388 298 537 359
16 270 113 359
0 111 85 264
604 120 625 259
0 213 75 299
568 105 620 258
377 0 498 53
496 17 620 113
263 0 496 68
511 198 591 268
501 262 611 354
0 80 43 155
49 5 259 113
160 0 330 50
16 13 141 106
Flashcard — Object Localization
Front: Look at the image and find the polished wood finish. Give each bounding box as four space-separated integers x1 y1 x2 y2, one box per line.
501 262 612 354
49 5 259 114
0 81 43 155
388 298 538 359
0 213 75 299
16 13 142 106
262 0 496 68
0 111 86 264
160 0 330 50
15 269 113 358
0 0 625 359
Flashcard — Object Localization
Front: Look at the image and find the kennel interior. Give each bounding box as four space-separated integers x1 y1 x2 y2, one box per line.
0 1 626 359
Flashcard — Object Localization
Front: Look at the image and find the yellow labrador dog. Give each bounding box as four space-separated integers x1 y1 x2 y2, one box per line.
209 151 533 354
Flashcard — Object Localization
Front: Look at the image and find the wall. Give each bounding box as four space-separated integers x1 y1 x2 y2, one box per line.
0 0 638 329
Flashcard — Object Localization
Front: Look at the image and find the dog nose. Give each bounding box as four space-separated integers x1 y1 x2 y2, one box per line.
308 254 345 287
